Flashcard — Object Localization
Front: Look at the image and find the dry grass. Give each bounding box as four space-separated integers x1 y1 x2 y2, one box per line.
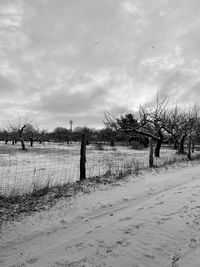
0 142 199 197
1 148 200 225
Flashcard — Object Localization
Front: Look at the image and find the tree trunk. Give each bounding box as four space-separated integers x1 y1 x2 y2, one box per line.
30 138 33 147
110 138 114 147
187 135 192 160
154 140 162 157
173 140 178 150
5 139 8 144
179 135 186 154
12 140 15 145
18 125 26 150
192 140 195 153
149 138 154 167
144 138 149 148
21 139 25 150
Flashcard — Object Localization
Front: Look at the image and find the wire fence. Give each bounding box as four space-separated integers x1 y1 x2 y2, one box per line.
0 141 194 195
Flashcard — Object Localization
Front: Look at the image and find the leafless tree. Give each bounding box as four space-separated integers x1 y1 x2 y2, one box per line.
9 128 18 145
2 129 10 144
9 118 27 150
25 123 40 147
105 99 170 157
163 105 199 154
37 129 48 144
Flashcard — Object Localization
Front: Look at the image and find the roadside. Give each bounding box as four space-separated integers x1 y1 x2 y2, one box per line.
1 161 200 266
1 153 199 225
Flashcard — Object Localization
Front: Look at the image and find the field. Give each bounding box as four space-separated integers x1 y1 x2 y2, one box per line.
0 141 197 195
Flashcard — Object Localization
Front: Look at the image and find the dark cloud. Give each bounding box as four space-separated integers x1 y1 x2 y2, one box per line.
36 86 108 114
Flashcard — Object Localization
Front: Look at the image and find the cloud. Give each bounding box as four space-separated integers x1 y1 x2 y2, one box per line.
37 86 108 114
0 0 200 129
0 74 15 94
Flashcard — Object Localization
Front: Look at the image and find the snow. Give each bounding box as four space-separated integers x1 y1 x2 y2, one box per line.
0 142 193 194
1 161 200 266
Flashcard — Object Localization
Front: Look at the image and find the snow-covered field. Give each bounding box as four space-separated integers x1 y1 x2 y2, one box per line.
1 161 200 266
0 142 197 194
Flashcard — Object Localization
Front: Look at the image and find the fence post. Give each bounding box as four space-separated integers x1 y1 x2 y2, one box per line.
80 133 86 180
149 138 154 168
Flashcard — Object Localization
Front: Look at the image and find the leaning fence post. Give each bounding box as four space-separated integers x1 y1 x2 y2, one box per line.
80 133 86 180
149 138 154 168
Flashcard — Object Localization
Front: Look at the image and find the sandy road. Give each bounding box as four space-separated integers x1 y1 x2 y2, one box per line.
1 163 200 267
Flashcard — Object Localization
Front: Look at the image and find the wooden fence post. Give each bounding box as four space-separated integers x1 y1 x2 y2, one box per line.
80 133 86 180
149 138 154 168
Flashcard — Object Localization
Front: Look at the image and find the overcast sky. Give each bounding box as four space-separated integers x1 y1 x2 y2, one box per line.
0 0 200 130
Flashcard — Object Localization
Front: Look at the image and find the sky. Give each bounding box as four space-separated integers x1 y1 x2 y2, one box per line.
0 0 200 131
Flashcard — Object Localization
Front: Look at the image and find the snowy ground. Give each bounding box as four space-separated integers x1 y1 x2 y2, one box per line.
0 142 194 194
1 161 200 266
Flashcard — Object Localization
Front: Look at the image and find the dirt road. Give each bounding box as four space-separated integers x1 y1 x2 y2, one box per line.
1 163 200 266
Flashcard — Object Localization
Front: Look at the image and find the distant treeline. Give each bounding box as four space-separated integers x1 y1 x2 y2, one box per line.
1 99 200 156
0 125 149 148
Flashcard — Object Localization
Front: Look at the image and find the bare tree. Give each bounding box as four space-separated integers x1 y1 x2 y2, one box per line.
98 127 116 146
138 99 170 157
163 105 199 154
105 99 170 157
1 129 10 144
9 128 18 145
38 129 48 144
9 118 27 150
25 124 40 147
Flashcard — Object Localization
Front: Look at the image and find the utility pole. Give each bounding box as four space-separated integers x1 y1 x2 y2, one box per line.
69 120 73 132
